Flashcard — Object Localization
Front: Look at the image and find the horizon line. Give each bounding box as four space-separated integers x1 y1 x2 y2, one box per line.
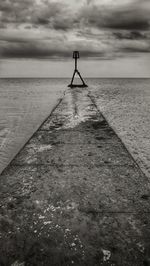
0 77 150 79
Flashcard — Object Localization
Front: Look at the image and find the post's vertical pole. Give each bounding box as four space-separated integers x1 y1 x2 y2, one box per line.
75 57 77 71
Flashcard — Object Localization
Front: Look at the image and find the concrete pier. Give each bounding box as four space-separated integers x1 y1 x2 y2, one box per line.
0 88 150 266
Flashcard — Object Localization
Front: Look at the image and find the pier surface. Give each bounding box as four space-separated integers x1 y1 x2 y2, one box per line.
0 88 150 266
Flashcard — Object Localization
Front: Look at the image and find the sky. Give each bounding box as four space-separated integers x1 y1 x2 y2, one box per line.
0 0 150 77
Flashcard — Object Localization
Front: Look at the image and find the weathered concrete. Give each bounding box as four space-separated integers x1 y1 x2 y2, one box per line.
0 88 150 266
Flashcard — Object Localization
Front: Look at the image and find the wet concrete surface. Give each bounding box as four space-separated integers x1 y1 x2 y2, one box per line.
0 88 150 266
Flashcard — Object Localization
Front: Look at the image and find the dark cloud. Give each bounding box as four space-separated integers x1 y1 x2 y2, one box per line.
0 0 150 59
1 45 69 58
113 31 148 40
52 18 74 31
80 1 150 31
36 18 50 25
0 0 34 24
121 42 150 53
0 40 107 59
0 0 71 30
1 0 150 31
122 46 150 53
107 15 149 31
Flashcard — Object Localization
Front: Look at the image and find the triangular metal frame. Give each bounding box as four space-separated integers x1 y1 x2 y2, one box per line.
68 69 88 88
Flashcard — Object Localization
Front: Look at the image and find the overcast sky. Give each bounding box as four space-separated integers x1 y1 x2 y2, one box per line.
0 0 150 77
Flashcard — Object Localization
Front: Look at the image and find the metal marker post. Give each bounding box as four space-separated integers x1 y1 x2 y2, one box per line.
68 51 88 88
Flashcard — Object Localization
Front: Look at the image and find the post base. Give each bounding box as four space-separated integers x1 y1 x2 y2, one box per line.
68 84 88 88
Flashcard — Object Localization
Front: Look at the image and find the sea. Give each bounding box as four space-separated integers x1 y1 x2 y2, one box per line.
0 78 150 179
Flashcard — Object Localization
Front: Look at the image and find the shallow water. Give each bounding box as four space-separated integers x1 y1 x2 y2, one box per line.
88 78 150 179
0 78 150 179
0 78 67 174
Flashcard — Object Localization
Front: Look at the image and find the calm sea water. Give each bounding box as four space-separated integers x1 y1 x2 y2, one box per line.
0 78 67 174
0 78 150 179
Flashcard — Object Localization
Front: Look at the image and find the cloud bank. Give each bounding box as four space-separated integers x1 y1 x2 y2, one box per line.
0 0 150 59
